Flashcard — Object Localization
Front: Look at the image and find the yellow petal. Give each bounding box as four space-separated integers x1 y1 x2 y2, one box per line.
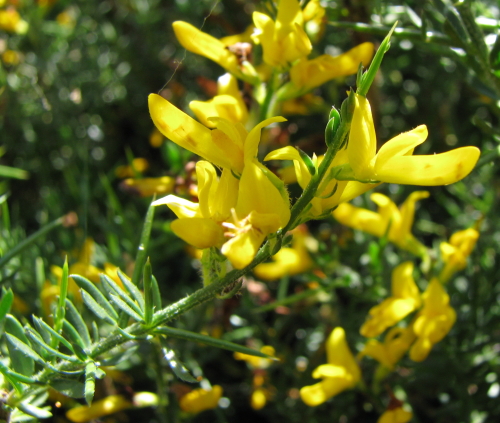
348 94 377 179
244 116 287 162
374 146 480 185
337 181 380 204
171 218 224 249
378 408 413 423
374 125 428 170
398 191 429 239
149 94 238 171
221 226 266 269
120 176 175 197
325 327 361 382
172 21 239 74
300 377 353 407
289 42 374 92
264 146 311 188
66 395 131 423
153 194 200 219
333 203 387 238
179 386 223 414
211 168 239 220
196 161 219 219
237 161 290 229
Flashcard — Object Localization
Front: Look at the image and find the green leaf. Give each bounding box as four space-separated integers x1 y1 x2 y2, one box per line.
5 317 35 376
490 34 500 70
143 259 153 325
5 333 45 369
54 257 69 335
151 276 162 311
84 362 97 405
117 270 145 311
32 317 52 345
25 328 80 363
0 288 14 335
33 316 75 354
80 289 117 324
17 402 52 419
72 275 119 321
132 201 156 287
65 299 91 348
101 274 143 316
162 346 198 383
155 326 278 360
49 378 85 399
0 164 29 180
62 320 89 359
109 293 144 322
357 21 397 97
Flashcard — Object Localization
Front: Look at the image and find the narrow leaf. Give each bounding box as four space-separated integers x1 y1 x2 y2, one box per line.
155 326 278 360
54 257 69 336
80 290 117 324
132 201 156 286
117 270 145 311
151 276 162 311
17 402 52 419
0 360 38 385
0 288 14 335
143 259 153 325
84 362 97 405
109 294 144 322
62 320 89 358
5 317 35 376
25 328 79 363
73 275 119 320
33 316 75 354
65 299 91 347
101 274 143 316
162 346 198 383
5 334 45 368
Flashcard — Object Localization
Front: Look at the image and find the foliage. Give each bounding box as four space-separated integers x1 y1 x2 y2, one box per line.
0 1 499 422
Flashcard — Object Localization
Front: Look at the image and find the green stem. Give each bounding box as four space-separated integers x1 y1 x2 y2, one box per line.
258 70 279 123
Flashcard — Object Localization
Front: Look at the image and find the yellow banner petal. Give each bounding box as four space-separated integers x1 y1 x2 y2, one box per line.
171 218 224 250
374 146 480 185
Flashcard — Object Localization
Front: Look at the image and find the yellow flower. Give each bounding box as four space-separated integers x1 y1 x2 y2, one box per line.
302 0 326 43
148 93 286 175
378 407 413 423
251 0 312 68
220 25 255 46
410 278 456 362
115 158 149 178
279 43 374 100
179 385 223 414
66 395 132 422
347 93 480 185
66 392 157 422
149 127 165 147
154 161 237 250
0 8 28 34
221 156 291 269
251 388 268 410
300 327 361 406
1 49 20 65
234 345 276 369
333 191 429 257
360 262 421 338
439 227 479 283
253 224 313 280
359 326 416 371
172 21 256 83
189 73 248 127
120 176 175 197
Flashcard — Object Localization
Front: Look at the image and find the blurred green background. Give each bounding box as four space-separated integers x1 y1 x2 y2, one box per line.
1 0 499 422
